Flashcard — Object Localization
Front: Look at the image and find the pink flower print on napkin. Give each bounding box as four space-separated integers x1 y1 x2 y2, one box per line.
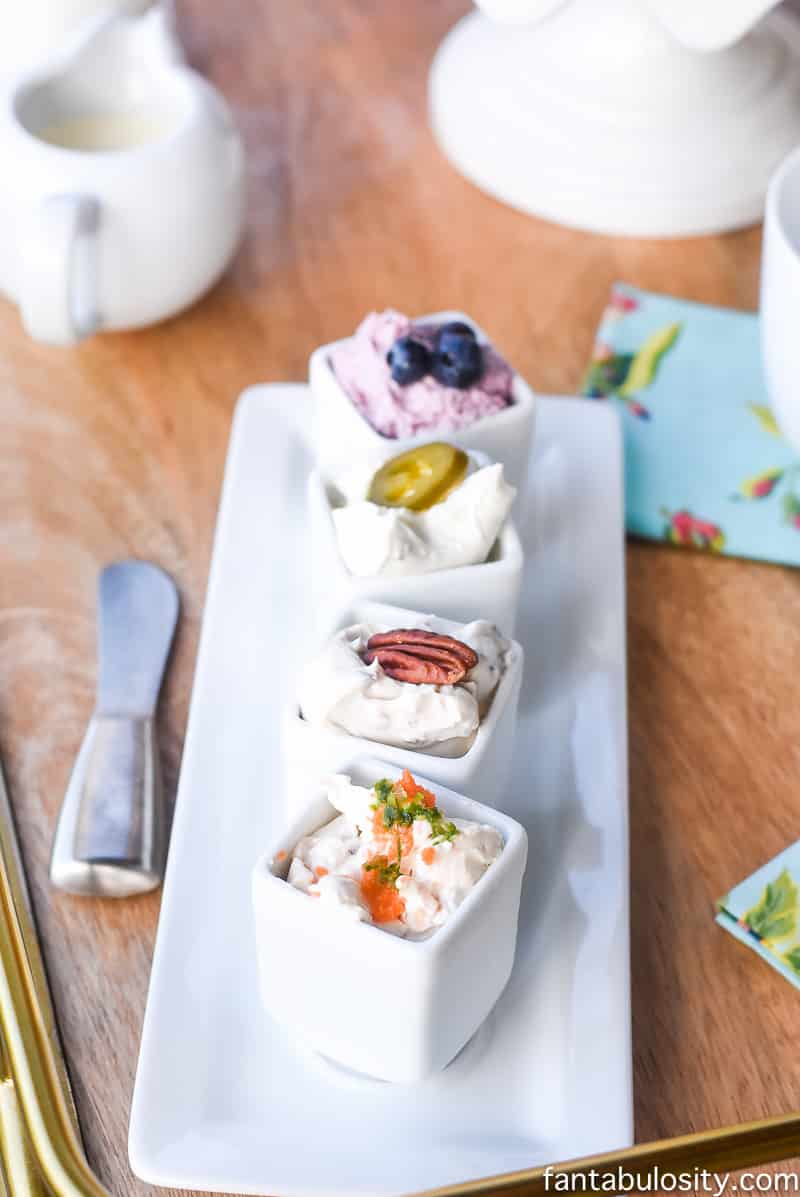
661 508 725 552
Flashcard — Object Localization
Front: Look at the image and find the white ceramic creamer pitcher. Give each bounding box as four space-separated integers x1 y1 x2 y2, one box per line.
0 4 245 344
0 0 151 79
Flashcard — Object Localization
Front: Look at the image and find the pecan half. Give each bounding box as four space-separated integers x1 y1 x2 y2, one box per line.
362 628 478 685
366 629 479 669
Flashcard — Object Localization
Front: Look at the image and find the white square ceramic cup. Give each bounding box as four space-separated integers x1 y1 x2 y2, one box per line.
251 755 528 1083
281 600 524 818
309 310 537 492
762 146 800 453
306 467 524 637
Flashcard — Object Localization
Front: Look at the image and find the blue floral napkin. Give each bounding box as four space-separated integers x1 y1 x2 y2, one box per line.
587 285 800 985
717 850 800 989
582 284 800 564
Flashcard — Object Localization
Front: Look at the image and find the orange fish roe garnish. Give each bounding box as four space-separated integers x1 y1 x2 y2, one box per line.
421 846 435 866
315 866 328 878
276 850 287 861
399 768 435 808
370 808 413 864
360 860 406 923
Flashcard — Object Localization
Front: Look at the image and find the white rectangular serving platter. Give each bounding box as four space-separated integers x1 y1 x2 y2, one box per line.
129 385 632 1197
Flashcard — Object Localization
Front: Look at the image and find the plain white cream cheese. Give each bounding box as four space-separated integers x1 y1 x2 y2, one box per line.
297 619 510 754
328 460 516 578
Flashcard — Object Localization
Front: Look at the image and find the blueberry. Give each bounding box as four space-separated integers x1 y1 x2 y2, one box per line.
431 328 483 388
387 336 431 385
436 321 477 342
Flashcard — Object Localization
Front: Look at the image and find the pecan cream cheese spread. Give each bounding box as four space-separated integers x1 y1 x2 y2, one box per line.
297 621 509 756
328 454 516 578
285 771 503 937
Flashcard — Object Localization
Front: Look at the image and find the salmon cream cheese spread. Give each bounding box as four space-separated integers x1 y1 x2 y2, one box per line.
284 770 503 937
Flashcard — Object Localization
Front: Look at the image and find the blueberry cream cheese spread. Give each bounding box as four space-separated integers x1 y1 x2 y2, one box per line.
329 310 515 439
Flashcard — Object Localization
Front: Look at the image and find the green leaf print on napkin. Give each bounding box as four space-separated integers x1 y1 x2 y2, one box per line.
783 946 800 975
582 313 682 420
743 869 798 942
747 403 783 438
783 490 800 531
717 849 800 990
618 322 682 398
730 408 800 533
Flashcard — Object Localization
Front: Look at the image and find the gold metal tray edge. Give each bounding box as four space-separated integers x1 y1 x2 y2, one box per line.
416 1114 800 1195
0 758 796 1197
0 762 110 1197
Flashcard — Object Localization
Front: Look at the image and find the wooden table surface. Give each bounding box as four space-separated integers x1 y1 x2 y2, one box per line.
1 1 799 1193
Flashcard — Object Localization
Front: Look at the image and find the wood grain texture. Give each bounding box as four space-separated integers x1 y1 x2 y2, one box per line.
0 0 799 1192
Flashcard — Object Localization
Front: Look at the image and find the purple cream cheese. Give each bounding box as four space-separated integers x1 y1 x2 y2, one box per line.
329 310 515 439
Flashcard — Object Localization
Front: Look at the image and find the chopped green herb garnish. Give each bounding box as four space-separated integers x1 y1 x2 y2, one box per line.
369 775 461 847
383 803 415 829
382 798 459 841
364 856 401 885
432 819 459 845
373 778 394 804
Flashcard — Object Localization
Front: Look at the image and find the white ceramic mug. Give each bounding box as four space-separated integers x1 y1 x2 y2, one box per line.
0 4 245 344
761 145 800 452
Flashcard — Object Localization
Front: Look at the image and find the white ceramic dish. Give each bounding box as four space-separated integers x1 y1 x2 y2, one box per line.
1 4 244 344
309 310 537 491
283 600 523 816
761 143 800 452
253 756 528 1084
129 384 631 1197
307 465 524 635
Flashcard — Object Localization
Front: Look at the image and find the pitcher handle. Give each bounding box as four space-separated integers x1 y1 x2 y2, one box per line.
19 194 101 346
